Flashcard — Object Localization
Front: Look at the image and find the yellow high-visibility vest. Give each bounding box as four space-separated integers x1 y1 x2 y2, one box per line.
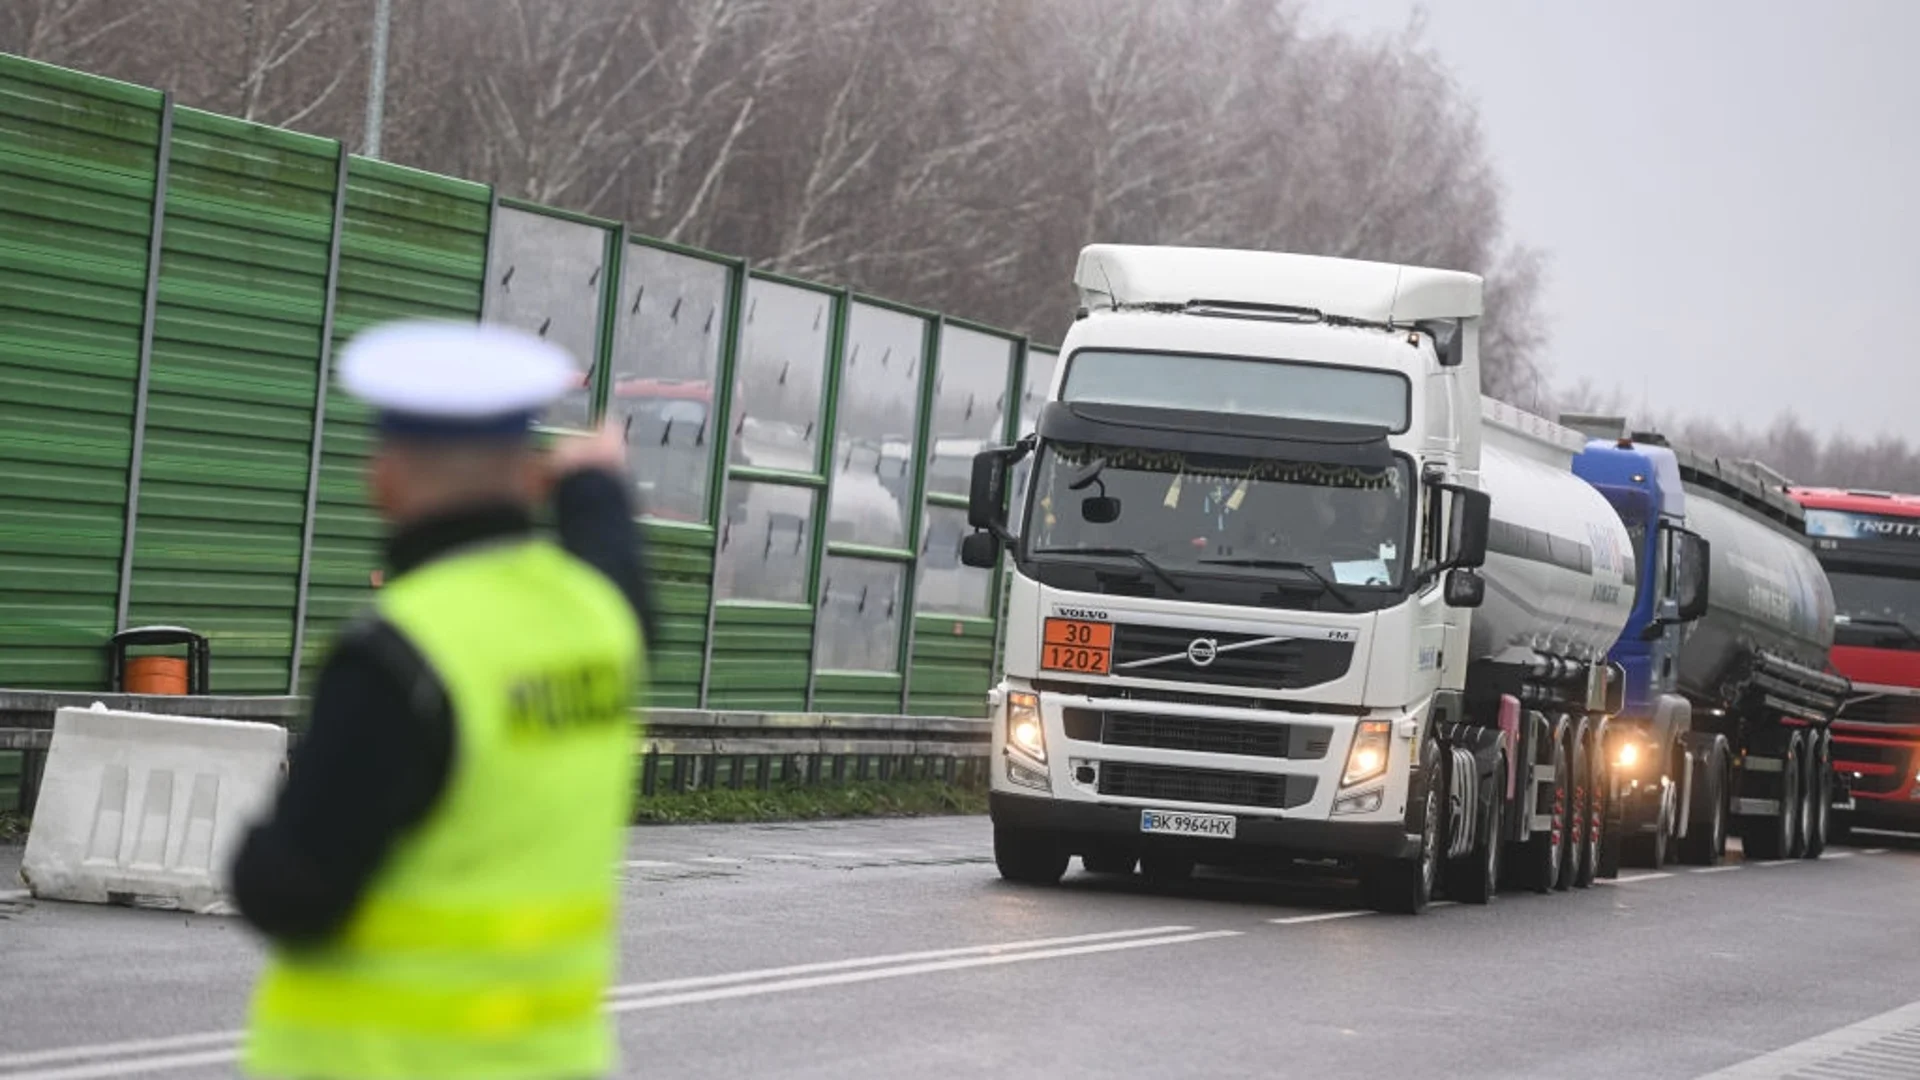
246 538 643 1079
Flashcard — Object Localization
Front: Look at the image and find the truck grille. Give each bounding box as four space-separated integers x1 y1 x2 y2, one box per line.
1840 694 1920 726
1097 761 1315 809
1062 707 1332 760
1109 624 1353 691
1033 679 1368 716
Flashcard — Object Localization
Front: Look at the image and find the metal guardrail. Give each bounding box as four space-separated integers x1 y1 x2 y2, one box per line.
0 692 990 814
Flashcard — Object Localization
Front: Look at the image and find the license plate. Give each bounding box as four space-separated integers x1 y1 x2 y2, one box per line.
1140 809 1237 839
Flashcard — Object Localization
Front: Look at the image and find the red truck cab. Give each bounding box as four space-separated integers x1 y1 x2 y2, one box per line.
1788 487 1920 832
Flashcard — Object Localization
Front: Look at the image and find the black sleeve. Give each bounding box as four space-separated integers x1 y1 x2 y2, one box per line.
554 468 656 648
228 622 454 947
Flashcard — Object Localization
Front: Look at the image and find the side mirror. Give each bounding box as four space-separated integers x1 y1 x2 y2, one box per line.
1441 485 1491 569
959 531 1001 569
1444 568 1485 609
1081 495 1121 524
967 449 1010 532
1674 529 1711 622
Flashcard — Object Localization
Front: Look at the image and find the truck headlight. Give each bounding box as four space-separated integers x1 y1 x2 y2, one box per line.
1007 691 1045 763
1341 720 1391 788
1614 740 1641 770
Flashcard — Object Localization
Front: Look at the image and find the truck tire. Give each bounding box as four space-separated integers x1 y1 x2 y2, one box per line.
1804 730 1832 859
1566 724 1598 889
1514 731 1568 894
1082 847 1138 875
1559 722 1589 891
1679 738 1729 866
1741 732 1802 861
995 825 1068 885
1365 736 1441 914
1575 728 1604 888
1442 759 1503 905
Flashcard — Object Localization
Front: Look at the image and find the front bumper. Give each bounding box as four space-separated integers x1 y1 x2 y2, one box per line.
990 791 1421 862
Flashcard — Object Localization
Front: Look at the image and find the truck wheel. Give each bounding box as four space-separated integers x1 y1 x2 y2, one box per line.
1785 732 1809 859
1365 736 1442 914
1803 730 1832 859
1139 851 1196 885
1564 725 1596 890
1442 760 1503 905
1576 731 1604 888
1679 740 1728 866
1742 733 1802 861
1516 732 1568 894
994 825 1068 885
1081 847 1138 875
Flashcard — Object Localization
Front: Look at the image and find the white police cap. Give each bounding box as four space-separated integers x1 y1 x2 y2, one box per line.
339 319 580 437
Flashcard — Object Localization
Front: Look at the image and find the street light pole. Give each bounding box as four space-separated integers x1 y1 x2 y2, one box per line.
362 0 392 159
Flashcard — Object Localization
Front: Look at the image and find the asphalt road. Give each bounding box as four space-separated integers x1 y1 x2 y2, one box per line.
5 818 1920 1079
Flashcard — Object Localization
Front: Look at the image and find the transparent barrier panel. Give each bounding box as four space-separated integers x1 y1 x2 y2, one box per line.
729 278 832 475
829 302 925 549
608 244 731 523
916 504 993 618
815 556 906 672
483 205 608 430
715 480 814 604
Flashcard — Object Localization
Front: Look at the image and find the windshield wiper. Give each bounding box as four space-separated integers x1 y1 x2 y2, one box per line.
1196 557 1356 608
1838 615 1920 648
1032 546 1185 594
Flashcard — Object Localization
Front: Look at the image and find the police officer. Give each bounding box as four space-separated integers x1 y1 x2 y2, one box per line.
230 319 654 1079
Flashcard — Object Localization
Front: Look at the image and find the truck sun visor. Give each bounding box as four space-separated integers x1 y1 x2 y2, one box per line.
1037 401 1393 470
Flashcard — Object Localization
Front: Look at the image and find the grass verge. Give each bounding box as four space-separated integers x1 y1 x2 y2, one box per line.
631 780 988 825
0 811 27 845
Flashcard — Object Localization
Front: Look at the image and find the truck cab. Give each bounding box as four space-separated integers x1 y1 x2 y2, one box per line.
1788 487 1920 832
1568 424 1714 865
959 245 1556 914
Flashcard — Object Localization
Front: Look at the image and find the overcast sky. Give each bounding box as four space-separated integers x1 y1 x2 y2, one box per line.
1315 0 1920 438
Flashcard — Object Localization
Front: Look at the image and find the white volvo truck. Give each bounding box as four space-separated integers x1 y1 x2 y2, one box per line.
959 245 1637 912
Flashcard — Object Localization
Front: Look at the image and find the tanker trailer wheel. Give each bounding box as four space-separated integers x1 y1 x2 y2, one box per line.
1740 732 1803 861
1574 726 1605 887
1803 729 1832 859
1515 731 1569 894
1558 724 1588 891
1443 757 1504 905
1364 736 1441 914
995 824 1069 885
1679 737 1730 866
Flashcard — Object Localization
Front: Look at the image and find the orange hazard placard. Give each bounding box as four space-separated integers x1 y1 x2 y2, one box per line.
1041 618 1112 675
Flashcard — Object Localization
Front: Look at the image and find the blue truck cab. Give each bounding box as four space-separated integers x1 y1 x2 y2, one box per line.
1568 422 1705 866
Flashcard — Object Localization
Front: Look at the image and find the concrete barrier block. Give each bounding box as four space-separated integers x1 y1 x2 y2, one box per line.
21 705 286 914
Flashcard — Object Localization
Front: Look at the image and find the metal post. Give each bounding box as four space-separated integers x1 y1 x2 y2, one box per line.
115 95 175 633
804 288 852 712
696 260 750 708
894 314 942 715
287 143 353 694
362 0 392 160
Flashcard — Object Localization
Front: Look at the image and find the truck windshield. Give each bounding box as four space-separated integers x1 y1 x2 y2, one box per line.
1829 570 1920 651
1020 441 1413 592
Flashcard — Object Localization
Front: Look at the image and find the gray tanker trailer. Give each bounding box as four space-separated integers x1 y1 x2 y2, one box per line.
1674 453 1849 859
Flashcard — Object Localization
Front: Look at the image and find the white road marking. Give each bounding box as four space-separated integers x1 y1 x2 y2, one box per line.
1823 850 1855 859
0 889 29 902
1861 847 1890 855
1596 872 1673 885
1269 910 1371 924
0 1048 240 1080
1429 900 1459 909
1692 997 1920 1078
1750 859 1796 867
1693 865 1742 874
622 859 680 869
0 1032 240 1071
689 856 746 865
812 849 881 859
606 930 1244 1014
0 926 1207 1078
